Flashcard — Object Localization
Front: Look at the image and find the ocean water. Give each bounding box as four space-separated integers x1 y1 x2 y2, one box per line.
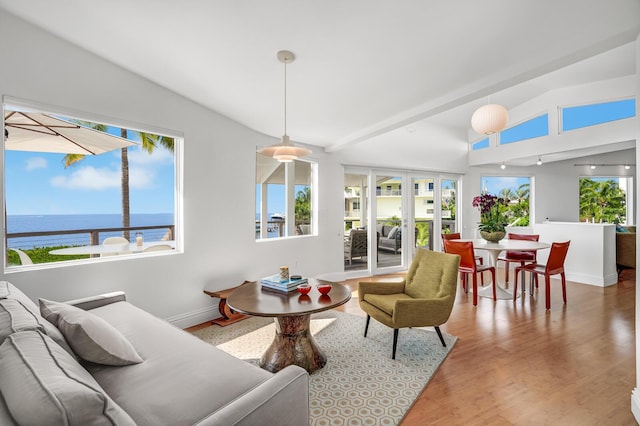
7 213 174 249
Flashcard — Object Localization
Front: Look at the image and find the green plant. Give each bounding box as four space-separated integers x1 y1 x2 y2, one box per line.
472 193 509 233
7 246 89 265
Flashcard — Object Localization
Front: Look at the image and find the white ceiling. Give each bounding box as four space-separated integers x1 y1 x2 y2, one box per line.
1 1 638 159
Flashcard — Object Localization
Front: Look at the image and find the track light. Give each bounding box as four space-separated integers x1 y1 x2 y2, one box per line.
625 165 631 170
500 163 506 170
590 165 596 170
536 157 542 166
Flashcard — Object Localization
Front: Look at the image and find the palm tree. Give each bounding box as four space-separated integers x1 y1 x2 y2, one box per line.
64 123 174 241
295 187 311 222
579 178 626 223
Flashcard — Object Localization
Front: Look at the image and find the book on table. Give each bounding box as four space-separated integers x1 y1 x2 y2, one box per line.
260 275 308 292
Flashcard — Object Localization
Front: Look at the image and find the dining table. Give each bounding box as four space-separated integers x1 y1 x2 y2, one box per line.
49 241 175 256
453 238 551 299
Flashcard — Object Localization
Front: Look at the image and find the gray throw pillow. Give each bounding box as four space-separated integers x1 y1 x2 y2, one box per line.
0 330 135 426
0 299 45 345
387 226 399 239
39 298 143 366
0 282 74 356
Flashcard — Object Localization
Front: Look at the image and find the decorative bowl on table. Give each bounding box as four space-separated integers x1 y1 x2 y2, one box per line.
316 283 332 295
297 284 312 295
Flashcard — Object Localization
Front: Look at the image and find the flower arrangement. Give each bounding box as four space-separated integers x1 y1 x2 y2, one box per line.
472 193 509 233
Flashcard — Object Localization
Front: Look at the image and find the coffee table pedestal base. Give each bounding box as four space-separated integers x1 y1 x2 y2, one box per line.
260 314 326 374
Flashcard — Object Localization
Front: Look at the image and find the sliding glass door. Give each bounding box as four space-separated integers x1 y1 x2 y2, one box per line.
344 168 459 275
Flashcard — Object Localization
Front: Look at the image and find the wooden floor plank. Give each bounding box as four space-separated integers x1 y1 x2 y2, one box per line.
334 268 637 425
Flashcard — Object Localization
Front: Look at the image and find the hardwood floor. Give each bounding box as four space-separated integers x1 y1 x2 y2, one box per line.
334 268 637 425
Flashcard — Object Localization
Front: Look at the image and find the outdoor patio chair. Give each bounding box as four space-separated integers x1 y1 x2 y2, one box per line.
101 236 130 257
9 248 33 265
344 229 368 265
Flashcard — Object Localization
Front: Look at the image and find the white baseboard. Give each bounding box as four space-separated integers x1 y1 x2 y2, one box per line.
565 271 618 287
165 305 221 329
631 388 640 424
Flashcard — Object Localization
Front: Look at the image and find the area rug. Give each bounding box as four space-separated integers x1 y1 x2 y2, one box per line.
192 311 457 426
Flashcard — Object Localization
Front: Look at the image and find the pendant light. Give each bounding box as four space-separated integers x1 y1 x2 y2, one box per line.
471 102 508 135
257 50 311 162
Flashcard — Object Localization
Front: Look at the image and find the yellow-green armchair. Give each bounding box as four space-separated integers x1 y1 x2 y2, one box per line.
358 249 460 359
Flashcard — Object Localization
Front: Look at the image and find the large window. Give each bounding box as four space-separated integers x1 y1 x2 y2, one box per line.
4 102 179 268
481 176 531 226
255 153 314 239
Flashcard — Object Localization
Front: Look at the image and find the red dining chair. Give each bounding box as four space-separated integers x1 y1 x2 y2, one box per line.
441 233 484 286
443 240 496 306
513 241 571 309
496 233 539 286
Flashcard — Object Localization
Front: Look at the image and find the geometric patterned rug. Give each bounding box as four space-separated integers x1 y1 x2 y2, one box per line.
192 311 457 426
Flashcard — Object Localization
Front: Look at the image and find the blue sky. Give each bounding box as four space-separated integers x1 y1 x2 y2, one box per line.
481 176 530 195
256 184 307 217
5 136 175 216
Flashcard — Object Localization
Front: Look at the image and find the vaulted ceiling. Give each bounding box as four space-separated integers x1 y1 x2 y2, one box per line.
1 1 638 157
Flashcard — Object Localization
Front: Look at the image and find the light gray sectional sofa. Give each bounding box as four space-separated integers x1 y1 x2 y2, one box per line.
0 281 309 425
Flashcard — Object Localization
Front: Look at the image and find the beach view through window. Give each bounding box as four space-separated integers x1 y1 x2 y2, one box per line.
4 104 178 267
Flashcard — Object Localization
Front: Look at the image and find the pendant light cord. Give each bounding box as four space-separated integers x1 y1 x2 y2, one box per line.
283 59 287 136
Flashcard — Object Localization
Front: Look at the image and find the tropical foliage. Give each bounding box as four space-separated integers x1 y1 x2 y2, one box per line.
579 178 626 223
63 122 174 240
295 187 311 220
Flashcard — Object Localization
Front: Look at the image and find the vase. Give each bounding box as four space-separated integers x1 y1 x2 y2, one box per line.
480 230 505 243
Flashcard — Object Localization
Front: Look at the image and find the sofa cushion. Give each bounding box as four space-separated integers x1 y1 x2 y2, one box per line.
0 281 9 299
39 298 143 366
0 299 45 345
0 282 73 356
387 226 399 239
84 300 275 426
0 330 135 426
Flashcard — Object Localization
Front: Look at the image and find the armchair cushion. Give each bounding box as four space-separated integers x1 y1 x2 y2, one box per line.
363 293 412 316
358 249 460 330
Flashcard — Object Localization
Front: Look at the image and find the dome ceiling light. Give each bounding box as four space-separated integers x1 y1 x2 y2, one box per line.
471 103 509 135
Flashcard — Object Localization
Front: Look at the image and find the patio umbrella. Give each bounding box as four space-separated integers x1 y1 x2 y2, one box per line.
4 110 136 154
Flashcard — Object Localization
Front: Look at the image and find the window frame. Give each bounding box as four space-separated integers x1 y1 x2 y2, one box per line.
255 153 316 240
2 97 183 272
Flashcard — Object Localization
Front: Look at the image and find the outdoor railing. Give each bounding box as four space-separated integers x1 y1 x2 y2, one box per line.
7 225 175 250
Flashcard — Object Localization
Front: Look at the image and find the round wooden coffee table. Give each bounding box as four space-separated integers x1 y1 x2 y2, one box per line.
227 279 351 373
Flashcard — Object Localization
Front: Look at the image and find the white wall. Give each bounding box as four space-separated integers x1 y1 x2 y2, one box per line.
0 11 346 327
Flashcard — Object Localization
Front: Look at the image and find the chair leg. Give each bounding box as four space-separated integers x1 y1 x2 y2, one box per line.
513 267 519 301
561 272 567 304
435 326 446 347
545 275 551 310
490 268 496 301
472 273 478 306
364 315 371 337
504 260 510 284
392 329 399 360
